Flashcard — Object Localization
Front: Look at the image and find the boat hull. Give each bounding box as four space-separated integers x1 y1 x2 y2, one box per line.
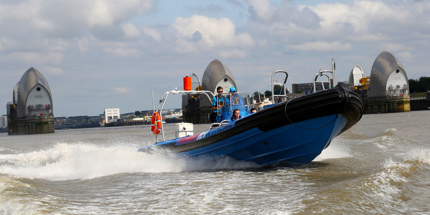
139 86 363 166
182 114 346 166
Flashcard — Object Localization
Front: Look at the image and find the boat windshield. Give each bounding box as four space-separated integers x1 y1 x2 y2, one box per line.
216 92 254 122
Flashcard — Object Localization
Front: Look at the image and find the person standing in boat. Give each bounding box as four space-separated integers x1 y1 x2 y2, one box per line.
229 109 242 123
211 86 226 122
226 87 243 106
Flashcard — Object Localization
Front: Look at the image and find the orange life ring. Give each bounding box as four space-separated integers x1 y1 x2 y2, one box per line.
151 112 162 135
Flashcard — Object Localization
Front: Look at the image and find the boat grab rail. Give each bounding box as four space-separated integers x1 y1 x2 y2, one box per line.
311 58 337 94
271 70 289 104
313 72 331 93
152 89 215 142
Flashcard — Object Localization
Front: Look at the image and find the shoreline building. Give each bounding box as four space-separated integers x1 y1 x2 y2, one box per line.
104 108 120 124
0 116 7 133
7 67 55 134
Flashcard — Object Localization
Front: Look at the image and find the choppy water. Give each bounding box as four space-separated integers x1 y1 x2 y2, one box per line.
1 111 430 214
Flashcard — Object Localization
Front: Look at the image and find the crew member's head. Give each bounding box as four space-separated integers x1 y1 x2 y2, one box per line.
217 86 223 95
230 87 236 94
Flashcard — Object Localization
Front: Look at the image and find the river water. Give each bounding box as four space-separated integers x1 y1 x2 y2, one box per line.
1 111 429 214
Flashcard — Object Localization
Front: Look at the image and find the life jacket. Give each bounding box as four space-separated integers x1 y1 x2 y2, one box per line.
216 96 225 106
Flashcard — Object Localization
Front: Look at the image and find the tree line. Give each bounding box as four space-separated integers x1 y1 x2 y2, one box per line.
253 85 288 99
409 77 430 93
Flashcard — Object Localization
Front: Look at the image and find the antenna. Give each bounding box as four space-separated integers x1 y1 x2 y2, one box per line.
152 91 155 112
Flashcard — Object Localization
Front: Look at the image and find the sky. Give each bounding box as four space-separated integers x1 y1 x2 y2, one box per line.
1 0 429 117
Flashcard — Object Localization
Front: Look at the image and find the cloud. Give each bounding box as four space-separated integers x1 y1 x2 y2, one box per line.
172 15 254 53
142 27 162 42
0 0 155 68
104 47 142 57
6 52 64 65
112 87 132 94
219 49 247 58
379 43 414 52
42 66 66 76
0 0 152 38
0 37 10 51
396 51 413 62
86 0 152 27
226 0 243 7
306 1 430 40
246 0 430 48
88 1 115 27
288 41 352 51
246 0 277 21
78 38 90 52
307 2 356 32
121 22 142 39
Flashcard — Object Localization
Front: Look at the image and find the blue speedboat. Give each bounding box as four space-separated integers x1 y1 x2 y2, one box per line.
139 84 363 167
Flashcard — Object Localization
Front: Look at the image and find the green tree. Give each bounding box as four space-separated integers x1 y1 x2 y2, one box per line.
273 85 290 95
409 79 419 93
409 77 430 93
135 111 142 116
419 77 430 91
254 86 289 100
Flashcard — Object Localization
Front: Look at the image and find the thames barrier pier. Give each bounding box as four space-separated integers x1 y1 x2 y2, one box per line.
349 51 410 113
182 59 237 123
7 67 55 135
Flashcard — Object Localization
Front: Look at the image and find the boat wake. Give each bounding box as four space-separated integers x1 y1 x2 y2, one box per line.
353 148 430 213
300 147 430 214
0 142 257 181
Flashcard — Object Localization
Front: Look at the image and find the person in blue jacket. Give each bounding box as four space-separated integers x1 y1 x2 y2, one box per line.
226 87 243 106
229 109 242 123
211 86 225 122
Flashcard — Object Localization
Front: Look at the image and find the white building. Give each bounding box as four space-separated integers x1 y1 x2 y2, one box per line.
0 116 7 128
104 108 120 123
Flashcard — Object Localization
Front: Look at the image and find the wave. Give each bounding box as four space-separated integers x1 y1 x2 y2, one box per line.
0 142 257 181
406 147 430 165
0 175 40 215
344 148 430 213
302 154 429 214
345 128 405 152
